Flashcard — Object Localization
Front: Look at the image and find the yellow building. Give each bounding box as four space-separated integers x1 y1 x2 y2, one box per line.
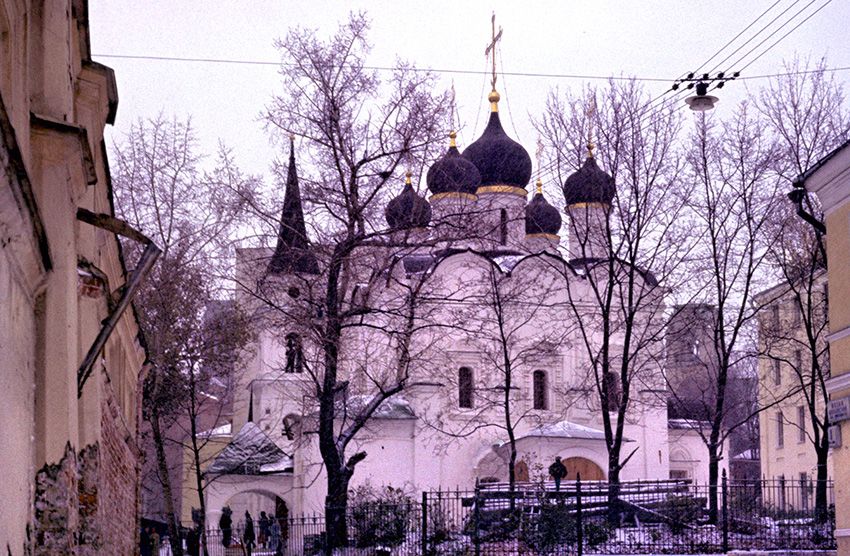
755 275 831 510
798 138 850 553
0 2 155 554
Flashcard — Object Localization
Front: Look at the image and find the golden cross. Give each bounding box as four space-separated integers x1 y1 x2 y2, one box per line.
484 12 503 92
586 97 597 158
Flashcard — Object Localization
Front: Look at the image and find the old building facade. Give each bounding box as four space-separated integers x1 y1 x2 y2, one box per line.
0 1 150 554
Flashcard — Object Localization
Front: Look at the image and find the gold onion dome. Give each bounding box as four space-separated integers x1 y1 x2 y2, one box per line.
525 178 562 235
461 89 532 189
385 171 432 230
426 132 481 196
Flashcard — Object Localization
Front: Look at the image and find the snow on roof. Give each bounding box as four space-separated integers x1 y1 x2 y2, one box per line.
344 395 417 420
206 422 291 475
522 420 608 441
198 422 231 438
668 418 711 430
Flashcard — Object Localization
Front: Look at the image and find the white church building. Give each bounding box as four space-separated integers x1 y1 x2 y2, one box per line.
200 84 721 527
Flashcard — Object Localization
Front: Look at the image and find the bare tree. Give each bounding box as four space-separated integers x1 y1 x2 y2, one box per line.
683 103 782 522
536 80 691 521
253 13 452 548
112 115 256 555
756 57 849 521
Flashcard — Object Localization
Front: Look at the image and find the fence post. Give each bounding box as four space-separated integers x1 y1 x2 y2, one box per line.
474 478 481 556
722 469 729 553
422 491 428 556
576 473 583 556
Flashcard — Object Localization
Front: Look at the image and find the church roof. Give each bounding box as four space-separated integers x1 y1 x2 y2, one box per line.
206 422 292 475
426 133 481 195
522 420 608 441
343 395 417 420
525 182 562 236
385 173 432 230
462 104 532 189
267 137 319 275
563 155 616 207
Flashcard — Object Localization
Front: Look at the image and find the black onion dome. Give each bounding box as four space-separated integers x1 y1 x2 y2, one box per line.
385 174 432 230
426 135 481 195
462 111 532 188
563 156 616 206
525 182 562 235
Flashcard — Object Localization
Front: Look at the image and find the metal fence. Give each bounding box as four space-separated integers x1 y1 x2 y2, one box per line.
194 476 834 555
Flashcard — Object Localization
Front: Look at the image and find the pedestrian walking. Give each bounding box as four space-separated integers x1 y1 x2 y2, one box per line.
270 518 282 555
150 528 161 555
140 527 152 556
548 456 568 492
186 526 200 556
243 510 256 556
219 506 233 547
258 511 271 548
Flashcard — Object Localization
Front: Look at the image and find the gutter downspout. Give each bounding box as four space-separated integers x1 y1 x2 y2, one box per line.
76 208 161 398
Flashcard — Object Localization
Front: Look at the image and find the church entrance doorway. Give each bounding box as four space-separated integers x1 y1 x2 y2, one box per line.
563 457 605 481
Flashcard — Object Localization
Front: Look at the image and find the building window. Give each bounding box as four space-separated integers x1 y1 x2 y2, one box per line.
779 474 787 510
604 372 621 412
773 359 781 385
459 367 474 408
533 370 547 410
794 349 803 371
776 412 784 449
800 472 811 510
285 333 304 373
791 303 801 327
499 209 508 245
692 338 701 358
798 405 806 443
771 305 780 331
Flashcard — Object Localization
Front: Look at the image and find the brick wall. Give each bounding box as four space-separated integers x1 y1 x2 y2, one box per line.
97 374 141 556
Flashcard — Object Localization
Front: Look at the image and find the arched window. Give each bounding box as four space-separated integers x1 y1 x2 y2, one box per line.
458 367 473 408
285 333 304 373
499 209 508 245
533 370 547 410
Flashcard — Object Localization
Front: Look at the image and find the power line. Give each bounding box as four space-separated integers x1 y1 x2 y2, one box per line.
92 52 850 83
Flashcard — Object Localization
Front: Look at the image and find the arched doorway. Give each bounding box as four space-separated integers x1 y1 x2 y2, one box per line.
562 457 605 481
223 490 287 529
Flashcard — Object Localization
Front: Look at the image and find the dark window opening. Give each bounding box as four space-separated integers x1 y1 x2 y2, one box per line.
285 333 304 373
533 370 547 410
459 367 473 408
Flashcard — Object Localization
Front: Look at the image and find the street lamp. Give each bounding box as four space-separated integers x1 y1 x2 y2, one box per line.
672 72 739 112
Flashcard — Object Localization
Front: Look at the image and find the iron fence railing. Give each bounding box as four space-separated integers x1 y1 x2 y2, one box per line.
190 475 834 555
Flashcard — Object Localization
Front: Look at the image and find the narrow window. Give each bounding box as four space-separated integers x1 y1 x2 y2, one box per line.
533 370 547 410
458 367 473 408
285 333 304 373
604 372 620 412
776 412 784 449
499 209 508 245
791 302 801 327
800 472 810 510
771 305 780 331
797 405 806 443
794 349 803 371
773 359 781 385
779 475 787 510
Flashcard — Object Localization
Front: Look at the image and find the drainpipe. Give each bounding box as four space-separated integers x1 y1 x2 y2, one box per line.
76 208 161 398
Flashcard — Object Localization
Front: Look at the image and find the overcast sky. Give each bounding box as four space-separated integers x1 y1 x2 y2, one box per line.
89 1 850 188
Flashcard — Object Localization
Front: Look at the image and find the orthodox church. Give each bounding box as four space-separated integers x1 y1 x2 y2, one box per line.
199 72 721 526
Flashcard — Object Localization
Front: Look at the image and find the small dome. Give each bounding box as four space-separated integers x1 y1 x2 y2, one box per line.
426 133 481 195
563 155 616 207
526 180 562 236
462 110 532 189
386 173 432 230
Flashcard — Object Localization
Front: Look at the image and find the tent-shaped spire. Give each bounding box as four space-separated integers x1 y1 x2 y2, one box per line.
268 137 319 275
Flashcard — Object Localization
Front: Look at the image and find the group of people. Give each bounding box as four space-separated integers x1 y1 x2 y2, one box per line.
219 506 284 555
139 526 161 556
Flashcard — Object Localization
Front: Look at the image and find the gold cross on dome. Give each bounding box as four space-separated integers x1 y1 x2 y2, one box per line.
484 12 503 92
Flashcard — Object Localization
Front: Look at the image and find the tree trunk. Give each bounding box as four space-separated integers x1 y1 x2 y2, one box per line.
707 444 720 524
814 442 829 523
325 467 352 551
606 455 621 525
149 406 184 556
188 390 209 556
